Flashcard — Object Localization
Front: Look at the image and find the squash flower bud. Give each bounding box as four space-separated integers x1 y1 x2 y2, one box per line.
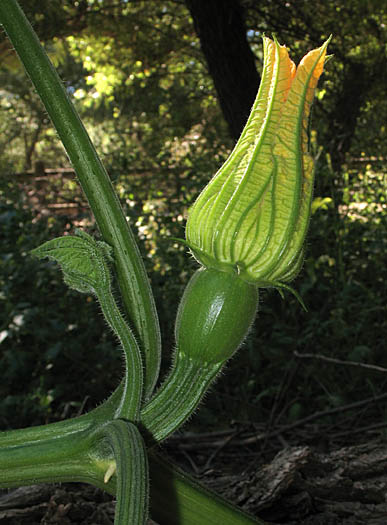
186 37 330 293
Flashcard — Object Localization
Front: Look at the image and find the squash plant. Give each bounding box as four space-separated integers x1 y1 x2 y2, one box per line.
0 1 330 523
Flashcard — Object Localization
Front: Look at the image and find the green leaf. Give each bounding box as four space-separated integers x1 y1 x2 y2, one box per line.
31 230 112 296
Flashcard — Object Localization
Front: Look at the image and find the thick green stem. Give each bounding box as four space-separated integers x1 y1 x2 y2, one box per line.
141 352 222 443
0 423 262 524
0 384 123 449
0 0 161 399
0 423 111 492
100 420 149 525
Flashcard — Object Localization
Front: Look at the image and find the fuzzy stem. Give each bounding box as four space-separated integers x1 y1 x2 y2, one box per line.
0 423 111 492
98 289 143 421
100 420 149 525
141 352 222 443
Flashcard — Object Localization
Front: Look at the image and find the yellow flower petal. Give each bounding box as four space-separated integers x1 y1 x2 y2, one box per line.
250 37 331 281
186 37 296 274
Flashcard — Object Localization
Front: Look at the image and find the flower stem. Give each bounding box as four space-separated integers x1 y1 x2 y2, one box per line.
141 352 222 442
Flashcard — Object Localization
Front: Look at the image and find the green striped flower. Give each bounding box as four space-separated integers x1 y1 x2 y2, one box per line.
186 36 330 293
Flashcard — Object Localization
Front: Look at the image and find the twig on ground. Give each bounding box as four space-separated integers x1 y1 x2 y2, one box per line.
169 392 387 450
294 351 387 373
202 430 242 472
332 420 387 439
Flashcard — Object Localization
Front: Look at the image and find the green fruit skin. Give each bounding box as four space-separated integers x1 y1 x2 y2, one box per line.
175 268 259 365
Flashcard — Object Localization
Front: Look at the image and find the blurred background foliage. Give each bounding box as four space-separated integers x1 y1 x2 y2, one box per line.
0 0 386 447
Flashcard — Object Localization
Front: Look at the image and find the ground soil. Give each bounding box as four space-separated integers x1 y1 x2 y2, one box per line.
2 425 387 524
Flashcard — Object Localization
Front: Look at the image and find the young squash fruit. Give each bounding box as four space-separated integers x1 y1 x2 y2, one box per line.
175 268 258 365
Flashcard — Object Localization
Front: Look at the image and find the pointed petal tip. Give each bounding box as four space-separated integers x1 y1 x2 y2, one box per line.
297 36 332 81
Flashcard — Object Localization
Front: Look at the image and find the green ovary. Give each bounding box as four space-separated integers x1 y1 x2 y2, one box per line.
175 268 259 365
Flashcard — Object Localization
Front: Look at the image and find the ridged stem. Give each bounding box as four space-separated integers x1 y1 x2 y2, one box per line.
100 420 149 525
98 289 143 421
0 382 124 449
0 423 110 491
141 352 222 443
